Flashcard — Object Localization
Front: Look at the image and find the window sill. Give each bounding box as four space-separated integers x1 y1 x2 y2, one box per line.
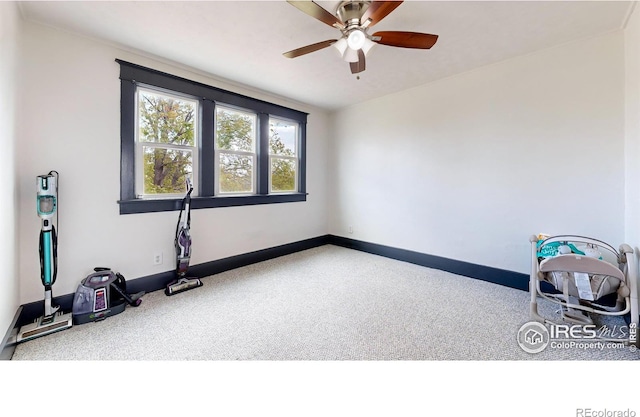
118 193 308 215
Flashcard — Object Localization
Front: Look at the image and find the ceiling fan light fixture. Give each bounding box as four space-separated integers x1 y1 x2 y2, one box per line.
362 37 376 56
347 29 366 50
343 47 359 63
333 37 348 56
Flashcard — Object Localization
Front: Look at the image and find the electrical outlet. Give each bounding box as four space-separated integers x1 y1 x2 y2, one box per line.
348 226 353 234
153 251 163 265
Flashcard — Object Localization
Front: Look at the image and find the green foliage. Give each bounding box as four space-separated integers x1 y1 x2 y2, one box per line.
269 126 294 156
271 157 296 191
216 109 255 193
143 148 191 195
219 153 253 193
138 94 298 195
139 92 195 195
216 109 254 152
269 126 296 192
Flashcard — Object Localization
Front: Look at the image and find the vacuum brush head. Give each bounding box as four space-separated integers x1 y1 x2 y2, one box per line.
16 311 72 343
165 277 203 296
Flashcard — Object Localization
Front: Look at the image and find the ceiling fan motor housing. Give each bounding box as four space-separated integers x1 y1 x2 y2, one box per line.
337 1 371 28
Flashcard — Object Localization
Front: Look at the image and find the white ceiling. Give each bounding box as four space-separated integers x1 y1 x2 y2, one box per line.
18 0 634 111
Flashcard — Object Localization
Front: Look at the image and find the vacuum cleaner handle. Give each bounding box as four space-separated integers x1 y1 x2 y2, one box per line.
110 281 143 307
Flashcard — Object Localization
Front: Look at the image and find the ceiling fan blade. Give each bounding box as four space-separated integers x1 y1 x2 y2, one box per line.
350 49 366 74
360 1 403 27
372 31 439 49
283 39 336 58
287 1 343 28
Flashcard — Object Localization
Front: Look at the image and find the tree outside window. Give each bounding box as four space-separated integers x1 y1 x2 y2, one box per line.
269 118 298 192
215 107 256 194
137 89 198 196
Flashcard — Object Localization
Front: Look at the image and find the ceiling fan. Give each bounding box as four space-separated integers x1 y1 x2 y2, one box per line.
283 1 439 75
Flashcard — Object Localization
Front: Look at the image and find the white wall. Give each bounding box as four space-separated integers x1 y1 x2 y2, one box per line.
624 3 640 304
17 21 330 304
0 2 21 336
625 4 640 247
330 31 626 275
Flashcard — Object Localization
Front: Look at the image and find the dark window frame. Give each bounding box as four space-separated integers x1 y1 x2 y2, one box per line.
117 59 308 215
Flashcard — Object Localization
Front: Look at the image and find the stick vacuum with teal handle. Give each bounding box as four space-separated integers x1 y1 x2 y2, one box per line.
37 173 59 317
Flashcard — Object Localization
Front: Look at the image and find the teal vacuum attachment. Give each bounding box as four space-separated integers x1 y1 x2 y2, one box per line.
17 171 72 343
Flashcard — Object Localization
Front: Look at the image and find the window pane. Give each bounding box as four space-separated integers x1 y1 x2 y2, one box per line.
138 90 197 146
216 107 256 152
219 153 253 193
269 119 297 156
271 157 296 192
143 147 192 195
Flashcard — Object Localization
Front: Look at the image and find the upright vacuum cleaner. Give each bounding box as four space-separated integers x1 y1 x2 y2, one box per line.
165 177 203 296
17 171 73 342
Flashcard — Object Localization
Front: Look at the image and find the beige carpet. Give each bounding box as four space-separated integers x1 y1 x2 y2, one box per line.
10 245 640 360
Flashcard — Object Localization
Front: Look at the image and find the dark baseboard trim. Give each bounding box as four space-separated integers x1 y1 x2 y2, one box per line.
124 234 331 295
15 235 332 328
0 307 22 360
10 233 528 354
327 235 529 292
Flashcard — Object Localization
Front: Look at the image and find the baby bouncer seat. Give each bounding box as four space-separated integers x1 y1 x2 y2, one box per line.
529 234 639 347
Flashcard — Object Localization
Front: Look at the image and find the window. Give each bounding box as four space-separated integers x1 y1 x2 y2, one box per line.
215 106 256 195
136 88 199 198
117 60 307 214
269 117 298 193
